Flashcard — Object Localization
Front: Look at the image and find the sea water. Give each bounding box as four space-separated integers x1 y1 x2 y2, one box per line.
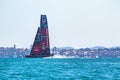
0 58 120 80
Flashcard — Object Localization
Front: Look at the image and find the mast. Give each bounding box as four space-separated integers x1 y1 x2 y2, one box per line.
39 15 51 57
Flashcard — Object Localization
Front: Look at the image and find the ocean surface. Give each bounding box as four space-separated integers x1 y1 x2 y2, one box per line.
0 58 120 80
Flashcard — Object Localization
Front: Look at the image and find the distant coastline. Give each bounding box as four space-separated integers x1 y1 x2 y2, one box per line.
0 46 120 58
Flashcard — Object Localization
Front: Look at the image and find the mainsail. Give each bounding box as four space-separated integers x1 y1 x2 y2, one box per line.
25 15 53 58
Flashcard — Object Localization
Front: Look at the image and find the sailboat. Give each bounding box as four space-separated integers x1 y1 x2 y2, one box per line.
25 15 53 58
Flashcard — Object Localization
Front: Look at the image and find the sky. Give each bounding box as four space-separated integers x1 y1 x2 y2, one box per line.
0 0 120 49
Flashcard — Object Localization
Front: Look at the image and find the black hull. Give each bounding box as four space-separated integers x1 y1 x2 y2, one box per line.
25 54 54 58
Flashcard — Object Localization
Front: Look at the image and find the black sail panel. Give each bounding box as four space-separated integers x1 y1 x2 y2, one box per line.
30 27 41 55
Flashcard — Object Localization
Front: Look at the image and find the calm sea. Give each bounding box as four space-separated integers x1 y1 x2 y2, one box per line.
0 58 120 80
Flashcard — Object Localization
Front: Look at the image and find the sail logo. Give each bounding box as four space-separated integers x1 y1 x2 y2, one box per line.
41 45 46 50
37 33 44 41
42 19 46 24
33 47 40 54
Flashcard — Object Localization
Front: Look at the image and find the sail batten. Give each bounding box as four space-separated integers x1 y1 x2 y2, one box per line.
25 15 53 58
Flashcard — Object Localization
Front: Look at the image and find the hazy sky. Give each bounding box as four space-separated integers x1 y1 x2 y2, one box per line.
0 0 120 48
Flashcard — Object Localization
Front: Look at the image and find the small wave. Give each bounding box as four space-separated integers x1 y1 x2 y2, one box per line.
45 54 76 58
53 54 76 58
